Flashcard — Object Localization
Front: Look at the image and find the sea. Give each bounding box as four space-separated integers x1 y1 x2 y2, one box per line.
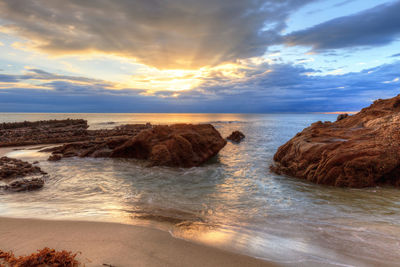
1 113 400 267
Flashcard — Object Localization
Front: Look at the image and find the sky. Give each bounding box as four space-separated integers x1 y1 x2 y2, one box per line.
0 0 399 113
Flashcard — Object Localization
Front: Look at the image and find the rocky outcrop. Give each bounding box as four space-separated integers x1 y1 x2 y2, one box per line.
0 157 46 179
112 124 227 167
227 131 245 143
49 124 227 168
0 119 151 147
3 178 45 192
0 119 88 147
336 113 349 121
271 94 400 188
46 137 130 159
0 157 47 192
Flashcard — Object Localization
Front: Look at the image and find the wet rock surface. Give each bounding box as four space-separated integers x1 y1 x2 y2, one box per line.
0 157 46 179
3 178 45 192
227 131 245 143
49 124 227 168
271 94 400 188
0 157 47 192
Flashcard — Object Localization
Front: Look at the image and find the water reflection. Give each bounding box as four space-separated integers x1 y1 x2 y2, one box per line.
1 113 400 266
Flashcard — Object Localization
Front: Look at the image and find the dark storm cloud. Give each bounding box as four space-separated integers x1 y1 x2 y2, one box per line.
286 1 400 51
0 0 315 69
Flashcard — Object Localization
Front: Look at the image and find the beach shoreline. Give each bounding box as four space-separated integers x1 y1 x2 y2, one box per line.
0 145 277 266
0 217 275 267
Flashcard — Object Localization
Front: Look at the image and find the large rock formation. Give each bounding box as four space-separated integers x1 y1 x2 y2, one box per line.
49 124 227 168
271 95 400 188
112 124 227 167
0 157 47 192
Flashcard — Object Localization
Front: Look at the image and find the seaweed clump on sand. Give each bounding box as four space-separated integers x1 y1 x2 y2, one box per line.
0 247 80 267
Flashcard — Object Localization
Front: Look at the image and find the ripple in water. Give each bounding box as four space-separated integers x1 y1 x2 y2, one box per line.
1 113 400 266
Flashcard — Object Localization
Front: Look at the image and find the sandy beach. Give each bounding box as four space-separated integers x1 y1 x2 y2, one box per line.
0 217 274 267
0 145 276 266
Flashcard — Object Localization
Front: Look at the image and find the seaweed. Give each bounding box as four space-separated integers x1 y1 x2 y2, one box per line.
0 247 80 267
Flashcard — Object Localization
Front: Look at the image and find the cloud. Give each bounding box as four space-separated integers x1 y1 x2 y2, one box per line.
285 1 400 51
0 0 316 69
1 60 400 113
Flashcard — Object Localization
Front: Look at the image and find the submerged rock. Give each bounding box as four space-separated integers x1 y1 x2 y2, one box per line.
226 131 245 143
3 177 45 192
0 157 46 179
0 157 46 192
271 94 400 188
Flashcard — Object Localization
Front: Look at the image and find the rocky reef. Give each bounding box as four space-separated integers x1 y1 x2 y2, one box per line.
48 124 227 168
0 119 88 147
271 94 400 188
0 119 151 147
0 157 47 192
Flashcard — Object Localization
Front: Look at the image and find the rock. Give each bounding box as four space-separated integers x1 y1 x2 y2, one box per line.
47 137 130 161
227 131 245 143
48 154 62 161
271 94 400 188
337 113 349 121
0 119 89 147
47 124 227 168
3 177 45 192
0 157 47 192
0 157 46 179
111 124 227 167
0 119 152 148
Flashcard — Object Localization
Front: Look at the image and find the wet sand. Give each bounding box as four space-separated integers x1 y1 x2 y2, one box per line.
0 217 274 267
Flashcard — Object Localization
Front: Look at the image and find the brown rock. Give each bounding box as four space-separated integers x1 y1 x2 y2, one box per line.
111 124 227 167
227 131 245 143
0 157 46 179
48 154 62 161
4 177 45 192
271 94 400 188
0 119 89 147
336 113 349 121
0 119 151 148
0 157 47 192
46 123 226 167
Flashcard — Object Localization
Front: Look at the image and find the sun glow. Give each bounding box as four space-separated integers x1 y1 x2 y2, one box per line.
119 58 272 93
